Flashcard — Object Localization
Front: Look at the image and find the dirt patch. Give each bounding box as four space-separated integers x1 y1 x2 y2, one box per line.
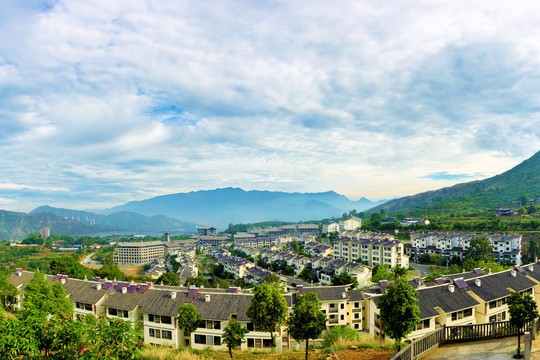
197 348 394 360
332 348 394 360
118 265 144 277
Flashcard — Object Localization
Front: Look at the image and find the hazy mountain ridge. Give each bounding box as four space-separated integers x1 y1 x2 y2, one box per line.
30 206 197 233
372 150 540 213
0 210 93 240
105 188 383 228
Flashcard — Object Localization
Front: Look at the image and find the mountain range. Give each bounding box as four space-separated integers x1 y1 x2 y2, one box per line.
1 150 538 239
103 188 384 228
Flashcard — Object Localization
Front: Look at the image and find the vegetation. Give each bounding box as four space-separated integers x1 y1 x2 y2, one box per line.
321 325 359 348
246 283 288 348
0 271 142 359
378 279 420 349
507 291 538 358
465 237 495 262
222 318 249 359
177 304 202 336
157 272 181 286
331 273 358 289
288 293 327 360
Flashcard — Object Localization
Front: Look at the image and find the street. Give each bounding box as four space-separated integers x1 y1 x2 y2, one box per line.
409 262 432 277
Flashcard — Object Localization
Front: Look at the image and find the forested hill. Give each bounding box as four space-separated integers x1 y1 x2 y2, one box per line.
372 150 540 214
0 210 92 240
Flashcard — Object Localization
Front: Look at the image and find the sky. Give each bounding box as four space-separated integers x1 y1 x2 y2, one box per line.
1 0 539 213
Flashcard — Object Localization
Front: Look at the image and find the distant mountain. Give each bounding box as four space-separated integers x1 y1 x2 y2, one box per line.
372 150 540 214
0 210 93 240
30 206 197 234
105 188 383 228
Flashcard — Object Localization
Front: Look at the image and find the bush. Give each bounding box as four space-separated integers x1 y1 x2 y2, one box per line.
321 325 359 348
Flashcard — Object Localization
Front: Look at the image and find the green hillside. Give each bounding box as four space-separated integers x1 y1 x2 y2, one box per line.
373 150 540 216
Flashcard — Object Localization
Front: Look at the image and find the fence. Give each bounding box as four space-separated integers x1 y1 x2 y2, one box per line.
391 318 539 360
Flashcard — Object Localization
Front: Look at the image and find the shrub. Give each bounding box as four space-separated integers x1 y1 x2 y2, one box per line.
321 326 359 348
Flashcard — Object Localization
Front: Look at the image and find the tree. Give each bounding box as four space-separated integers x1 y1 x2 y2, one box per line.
392 266 407 279
507 291 538 358
49 255 88 279
331 272 359 289
299 268 316 282
157 272 180 286
222 318 249 359
288 293 327 360
184 275 209 287
464 237 495 262
377 279 420 349
177 303 201 337
246 283 288 347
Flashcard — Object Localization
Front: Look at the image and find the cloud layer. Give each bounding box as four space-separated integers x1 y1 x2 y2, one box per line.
1 0 539 212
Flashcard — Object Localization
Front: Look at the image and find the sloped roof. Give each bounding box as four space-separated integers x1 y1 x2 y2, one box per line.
466 269 537 302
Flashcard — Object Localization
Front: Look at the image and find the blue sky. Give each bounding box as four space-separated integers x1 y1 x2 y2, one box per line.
1 0 539 212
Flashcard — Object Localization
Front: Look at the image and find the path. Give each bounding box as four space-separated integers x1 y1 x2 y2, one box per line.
423 335 540 360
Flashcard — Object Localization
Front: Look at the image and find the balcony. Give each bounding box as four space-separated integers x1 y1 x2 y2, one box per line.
328 318 339 325
328 308 339 313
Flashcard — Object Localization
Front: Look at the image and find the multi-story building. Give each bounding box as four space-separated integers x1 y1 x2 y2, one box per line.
408 233 522 265
333 237 409 268
9 262 540 350
198 227 218 236
114 241 167 265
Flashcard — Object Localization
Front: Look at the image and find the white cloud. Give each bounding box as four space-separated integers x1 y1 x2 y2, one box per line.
0 0 539 211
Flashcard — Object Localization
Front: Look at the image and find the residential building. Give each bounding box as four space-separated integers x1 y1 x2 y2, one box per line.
114 241 167 265
333 237 409 268
408 232 522 265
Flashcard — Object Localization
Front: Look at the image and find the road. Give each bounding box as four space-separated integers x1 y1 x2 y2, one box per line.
81 253 102 266
409 262 433 277
280 274 314 287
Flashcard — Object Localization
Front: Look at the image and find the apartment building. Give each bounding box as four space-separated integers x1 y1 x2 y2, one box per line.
9 261 540 350
408 232 522 265
333 237 409 268
114 241 167 265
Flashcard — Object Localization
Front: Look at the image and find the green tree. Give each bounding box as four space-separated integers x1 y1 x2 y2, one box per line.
507 291 538 357
49 255 88 279
392 266 407 279
184 275 209 287
222 318 249 359
331 272 359 289
378 279 420 349
299 268 315 282
464 237 495 262
246 283 288 347
288 293 327 360
157 272 181 286
177 303 201 337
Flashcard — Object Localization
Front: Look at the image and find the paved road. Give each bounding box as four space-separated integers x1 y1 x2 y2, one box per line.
280 274 313 287
82 253 102 266
410 262 433 277
424 335 540 360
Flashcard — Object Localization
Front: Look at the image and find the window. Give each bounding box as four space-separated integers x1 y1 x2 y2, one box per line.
489 298 506 309
162 330 172 340
451 308 473 321
109 308 117 316
354 313 360 319
247 322 254 331
194 334 206 344
416 319 430 330
340 304 344 309
214 336 221 346
340 315 344 320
